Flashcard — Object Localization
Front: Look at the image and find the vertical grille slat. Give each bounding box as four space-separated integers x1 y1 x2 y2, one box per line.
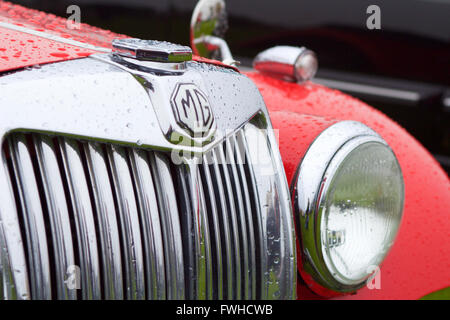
149 153 185 299
225 137 251 300
128 149 166 300
1 141 30 300
194 165 213 300
84 142 123 300
58 138 101 300
216 147 242 299
235 130 264 299
200 158 223 299
0 224 5 300
0 219 16 299
208 150 234 299
33 134 76 300
106 145 145 300
6 134 51 299
174 163 212 299
231 135 257 300
172 165 196 299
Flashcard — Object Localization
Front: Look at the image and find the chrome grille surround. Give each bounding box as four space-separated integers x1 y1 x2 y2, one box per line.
0 57 296 300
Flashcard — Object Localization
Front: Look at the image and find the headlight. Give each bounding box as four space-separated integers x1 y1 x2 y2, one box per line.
294 121 404 294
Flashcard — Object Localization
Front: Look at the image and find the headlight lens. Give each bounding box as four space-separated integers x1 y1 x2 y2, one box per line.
320 141 404 285
295 121 404 294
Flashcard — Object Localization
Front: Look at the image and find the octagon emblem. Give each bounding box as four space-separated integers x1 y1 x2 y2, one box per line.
170 83 216 140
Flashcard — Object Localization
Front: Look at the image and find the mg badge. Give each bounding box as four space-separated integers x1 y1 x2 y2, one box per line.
171 83 216 142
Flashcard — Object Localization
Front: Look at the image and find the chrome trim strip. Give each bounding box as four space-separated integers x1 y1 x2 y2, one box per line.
106 145 145 300
7 134 51 299
225 137 250 299
209 149 234 299
0 21 111 53
231 134 257 299
84 142 123 299
150 153 185 299
264 121 297 300
217 146 242 299
200 157 223 299
241 120 297 299
33 135 76 300
59 138 101 300
314 78 420 102
128 149 166 300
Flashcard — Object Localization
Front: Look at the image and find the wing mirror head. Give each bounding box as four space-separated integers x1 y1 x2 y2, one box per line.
190 0 237 66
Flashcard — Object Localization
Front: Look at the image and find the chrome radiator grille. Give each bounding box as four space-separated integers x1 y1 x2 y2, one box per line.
1 120 295 300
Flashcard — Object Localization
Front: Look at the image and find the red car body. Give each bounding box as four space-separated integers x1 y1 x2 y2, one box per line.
0 1 448 300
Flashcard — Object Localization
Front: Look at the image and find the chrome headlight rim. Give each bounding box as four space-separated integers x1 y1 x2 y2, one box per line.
294 121 404 293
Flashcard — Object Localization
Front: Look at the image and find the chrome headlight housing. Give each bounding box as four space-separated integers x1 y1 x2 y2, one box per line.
294 121 404 293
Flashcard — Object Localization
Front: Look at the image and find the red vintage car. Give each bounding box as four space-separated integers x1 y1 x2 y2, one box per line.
0 0 448 300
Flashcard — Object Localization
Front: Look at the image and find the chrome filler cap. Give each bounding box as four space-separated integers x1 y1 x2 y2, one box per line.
112 38 193 63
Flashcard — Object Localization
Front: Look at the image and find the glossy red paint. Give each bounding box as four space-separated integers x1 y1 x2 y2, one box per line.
0 1 237 73
247 71 450 300
0 0 121 72
0 26 97 72
269 111 338 185
0 0 127 48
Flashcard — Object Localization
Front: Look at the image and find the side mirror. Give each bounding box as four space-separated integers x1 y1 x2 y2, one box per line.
190 0 237 66
253 46 318 83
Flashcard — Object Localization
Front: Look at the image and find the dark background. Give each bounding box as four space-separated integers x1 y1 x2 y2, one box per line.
7 0 450 173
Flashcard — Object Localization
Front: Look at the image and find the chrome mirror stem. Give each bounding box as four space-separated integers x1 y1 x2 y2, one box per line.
193 35 237 66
